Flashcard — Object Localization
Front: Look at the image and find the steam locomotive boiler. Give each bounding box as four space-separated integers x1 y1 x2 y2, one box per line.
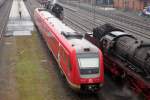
85 23 150 99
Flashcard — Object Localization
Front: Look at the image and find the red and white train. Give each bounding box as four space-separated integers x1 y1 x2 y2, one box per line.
34 8 104 92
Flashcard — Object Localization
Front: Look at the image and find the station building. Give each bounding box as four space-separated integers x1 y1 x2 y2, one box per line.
80 0 150 11
80 0 113 5
113 0 150 11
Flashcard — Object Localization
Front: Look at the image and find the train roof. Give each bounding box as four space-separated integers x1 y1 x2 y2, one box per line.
68 38 99 53
39 10 99 53
40 10 75 34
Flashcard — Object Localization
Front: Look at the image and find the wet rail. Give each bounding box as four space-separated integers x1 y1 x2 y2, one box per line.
60 2 150 39
61 1 150 31
63 6 150 39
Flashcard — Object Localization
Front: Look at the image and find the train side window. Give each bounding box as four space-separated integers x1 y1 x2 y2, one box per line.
63 51 66 62
62 50 71 71
68 59 72 71
60 47 71 70
45 24 51 36
60 49 65 61
47 32 51 36
60 48 63 58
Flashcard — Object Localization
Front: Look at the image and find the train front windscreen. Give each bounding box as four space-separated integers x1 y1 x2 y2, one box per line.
77 53 100 78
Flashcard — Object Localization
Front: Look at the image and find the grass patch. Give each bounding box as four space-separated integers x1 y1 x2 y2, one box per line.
15 32 59 100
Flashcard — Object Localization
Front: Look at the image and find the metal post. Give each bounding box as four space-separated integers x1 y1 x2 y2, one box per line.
92 0 96 29
108 0 110 5
78 0 80 12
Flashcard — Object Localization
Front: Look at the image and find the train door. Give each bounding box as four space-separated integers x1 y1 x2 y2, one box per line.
66 55 72 78
45 25 52 48
58 46 72 78
51 37 59 58
58 46 67 75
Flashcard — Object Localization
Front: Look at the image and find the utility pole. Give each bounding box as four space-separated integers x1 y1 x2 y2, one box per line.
108 0 110 5
92 0 96 29
78 0 80 11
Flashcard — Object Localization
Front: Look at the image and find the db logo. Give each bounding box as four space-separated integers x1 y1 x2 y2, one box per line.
88 79 93 83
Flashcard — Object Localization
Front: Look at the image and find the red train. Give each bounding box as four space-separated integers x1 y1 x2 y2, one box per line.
34 8 104 92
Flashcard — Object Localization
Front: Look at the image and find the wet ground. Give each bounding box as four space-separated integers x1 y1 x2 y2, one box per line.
0 0 146 100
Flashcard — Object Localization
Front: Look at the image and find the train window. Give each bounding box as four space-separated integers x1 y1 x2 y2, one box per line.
77 55 100 78
68 59 72 71
47 32 51 36
60 49 67 64
78 57 99 68
61 50 71 71
59 47 64 57
63 51 66 62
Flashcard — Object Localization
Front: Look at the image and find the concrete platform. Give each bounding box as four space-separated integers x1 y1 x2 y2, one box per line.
6 0 34 36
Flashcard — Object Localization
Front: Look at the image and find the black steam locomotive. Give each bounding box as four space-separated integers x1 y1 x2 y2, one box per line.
85 23 150 99
93 24 150 78
44 1 64 20
51 3 63 20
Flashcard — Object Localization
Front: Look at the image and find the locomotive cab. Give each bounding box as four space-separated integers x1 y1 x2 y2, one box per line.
66 34 103 92
61 31 104 92
77 53 99 78
77 53 102 91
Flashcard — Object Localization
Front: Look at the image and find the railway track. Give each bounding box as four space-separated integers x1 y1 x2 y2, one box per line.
63 6 150 39
93 9 150 31
112 13 150 28
0 0 12 40
62 1 150 31
60 2 150 39
64 16 88 33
